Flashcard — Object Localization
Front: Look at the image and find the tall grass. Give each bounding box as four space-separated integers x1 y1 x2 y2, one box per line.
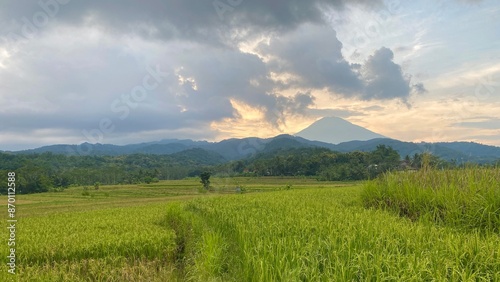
163 188 500 281
362 166 500 232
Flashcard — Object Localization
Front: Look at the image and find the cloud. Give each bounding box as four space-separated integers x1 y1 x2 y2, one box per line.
412 82 427 94
0 25 318 141
0 0 432 150
168 44 317 127
261 25 421 101
362 105 385 111
453 118 500 129
307 108 365 118
455 0 484 4
0 0 382 47
261 24 363 94
266 92 316 127
362 47 411 100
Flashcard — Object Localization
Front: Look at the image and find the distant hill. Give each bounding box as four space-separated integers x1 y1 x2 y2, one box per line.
436 142 500 159
15 140 213 156
9 134 500 164
331 139 462 161
295 117 386 144
169 148 227 166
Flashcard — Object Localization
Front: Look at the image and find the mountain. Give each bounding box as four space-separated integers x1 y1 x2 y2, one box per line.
295 117 386 144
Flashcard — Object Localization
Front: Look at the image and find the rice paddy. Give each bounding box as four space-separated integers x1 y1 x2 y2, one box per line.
1 173 499 281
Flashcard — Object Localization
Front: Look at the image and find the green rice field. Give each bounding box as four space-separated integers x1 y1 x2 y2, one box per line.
1 173 499 281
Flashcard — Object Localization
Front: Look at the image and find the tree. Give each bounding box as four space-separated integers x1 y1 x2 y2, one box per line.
17 165 52 194
53 174 71 188
369 145 400 171
411 153 423 169
199 172 211 190
144 176 153 184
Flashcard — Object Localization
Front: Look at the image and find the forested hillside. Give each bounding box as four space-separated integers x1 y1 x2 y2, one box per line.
222 145 416 180
10 135 500 163
0 150 223 194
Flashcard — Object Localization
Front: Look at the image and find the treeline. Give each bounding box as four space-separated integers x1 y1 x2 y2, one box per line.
218 145 479 181
218 145 400 180
0 151 216 194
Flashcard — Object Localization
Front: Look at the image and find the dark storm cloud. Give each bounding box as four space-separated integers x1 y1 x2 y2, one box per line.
0 0 382 46
362 47 425 100
16 0 379 26
261 24 363 94
262 25 420 101
362 47 411 100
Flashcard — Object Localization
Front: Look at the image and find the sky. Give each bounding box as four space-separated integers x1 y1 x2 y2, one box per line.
0 0 499 151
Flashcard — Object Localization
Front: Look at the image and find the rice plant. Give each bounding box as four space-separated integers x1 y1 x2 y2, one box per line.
0 204 179 281
163 187 500 281
2 177 499 281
